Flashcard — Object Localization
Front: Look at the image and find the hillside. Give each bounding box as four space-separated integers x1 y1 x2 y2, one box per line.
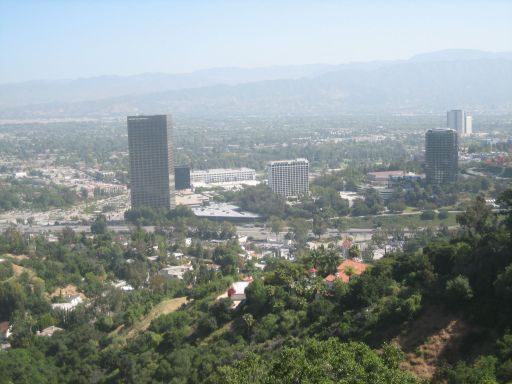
0 192 511 383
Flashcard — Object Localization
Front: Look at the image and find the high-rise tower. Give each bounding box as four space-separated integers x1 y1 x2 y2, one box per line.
425 128 458 184
267 159 309 197
127 115 175 209
447 109 472 135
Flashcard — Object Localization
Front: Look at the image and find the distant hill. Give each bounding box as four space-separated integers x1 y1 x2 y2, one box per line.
410 49 512 62
0 49 511 118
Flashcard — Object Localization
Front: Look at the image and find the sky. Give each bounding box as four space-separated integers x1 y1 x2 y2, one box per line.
0 0 511 83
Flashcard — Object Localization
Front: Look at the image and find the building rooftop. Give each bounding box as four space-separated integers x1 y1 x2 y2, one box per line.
37 326 64 337
337 259 369 283
427 128 457 133
268 158 309 165
191 167 255 174
192 203 260 220
367 170 405 178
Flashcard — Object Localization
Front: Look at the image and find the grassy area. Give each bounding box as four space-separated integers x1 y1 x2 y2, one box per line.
110 296 189 343
126 296 189 338
200 321 232 346
345 212 458 230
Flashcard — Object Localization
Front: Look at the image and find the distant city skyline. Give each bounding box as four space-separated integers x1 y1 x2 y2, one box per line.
1 0 511 83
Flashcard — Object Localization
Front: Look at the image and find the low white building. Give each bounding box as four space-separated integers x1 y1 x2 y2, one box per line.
37 326 64 337
158 265 193 280
227 278 253 301
112 280 134 291
51 295 83 312
191 168 256 185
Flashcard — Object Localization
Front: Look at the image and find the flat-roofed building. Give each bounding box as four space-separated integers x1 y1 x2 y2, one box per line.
447 109 472 136
127 115 175 209
425 128 458 184
267 158 309 197
175 165 191 190
190 167 256 185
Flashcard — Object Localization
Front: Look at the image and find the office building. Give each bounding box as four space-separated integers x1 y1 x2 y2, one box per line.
425 128 458 184
127 115 175 209
175 165 191 190
465 115 472 135
447 109 472 135
267 159 309 197
190 168 256 185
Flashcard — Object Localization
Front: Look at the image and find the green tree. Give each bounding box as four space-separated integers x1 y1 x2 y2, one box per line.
312 215 327 239
245 279 268 316
457 195 496 237
90 214 107 235
446 275 474 304
290 218 310 247
269 216 285 240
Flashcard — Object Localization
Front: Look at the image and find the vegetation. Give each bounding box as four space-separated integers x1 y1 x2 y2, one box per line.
0 190 510 383
0 179 79 212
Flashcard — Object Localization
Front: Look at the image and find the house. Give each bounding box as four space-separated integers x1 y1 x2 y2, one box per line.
172 252 184 260
227 278 253 301
337 259 368 283
0 342 11 351
36 326 64 337
112 280 134 291
0 321 12 340
51 294 83 312
324 259 369 287
158 264 193 280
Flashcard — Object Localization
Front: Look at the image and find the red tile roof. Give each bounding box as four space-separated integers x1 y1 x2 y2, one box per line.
324 274 337 282
337 259 368 283
0 321 9 335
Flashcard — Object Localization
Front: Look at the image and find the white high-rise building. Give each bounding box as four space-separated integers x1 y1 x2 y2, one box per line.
447 109 472 136
465 115 472 135
267 159 309 197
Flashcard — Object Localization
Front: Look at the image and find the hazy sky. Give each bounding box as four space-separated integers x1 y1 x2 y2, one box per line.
1 0 511 83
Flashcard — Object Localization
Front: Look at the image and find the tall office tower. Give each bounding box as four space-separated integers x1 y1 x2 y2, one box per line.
447 109 465 135
465 115 472 135
174 165 191 190
425 128 458 184
447 109 472 135
127 115 175 209
267 158 309 197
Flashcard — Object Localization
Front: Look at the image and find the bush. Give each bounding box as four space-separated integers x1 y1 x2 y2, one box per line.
446 275 473 304
420 210 436 220
438 210 449 220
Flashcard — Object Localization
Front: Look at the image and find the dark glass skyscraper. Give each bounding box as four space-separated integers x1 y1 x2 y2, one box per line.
425 128 458 184
174 165 191 190
127 115 175 209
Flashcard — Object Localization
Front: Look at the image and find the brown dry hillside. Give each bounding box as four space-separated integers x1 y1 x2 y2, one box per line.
394 306 489 381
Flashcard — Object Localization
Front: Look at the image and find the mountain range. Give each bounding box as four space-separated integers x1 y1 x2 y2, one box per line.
1 49 511 119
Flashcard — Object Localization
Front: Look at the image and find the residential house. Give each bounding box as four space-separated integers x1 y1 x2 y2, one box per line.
324 259 369 287
51 294 83 312
37 326 64 337
227 277 253 301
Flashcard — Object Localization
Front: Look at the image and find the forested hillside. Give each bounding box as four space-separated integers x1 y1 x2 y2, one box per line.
0 190 511 383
